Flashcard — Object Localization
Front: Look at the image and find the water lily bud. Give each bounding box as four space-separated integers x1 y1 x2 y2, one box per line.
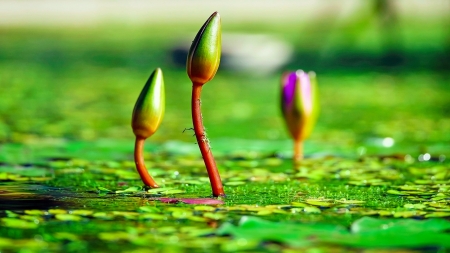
132 68 165 139
281 70 319 141
187 12 221 85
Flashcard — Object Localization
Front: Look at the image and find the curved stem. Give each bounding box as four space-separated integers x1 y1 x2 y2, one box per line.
134 137 159 188
293 139 303 164
192 82 225 197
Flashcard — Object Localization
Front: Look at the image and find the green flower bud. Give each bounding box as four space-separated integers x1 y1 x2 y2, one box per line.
187 12 221 85
132 68 165 139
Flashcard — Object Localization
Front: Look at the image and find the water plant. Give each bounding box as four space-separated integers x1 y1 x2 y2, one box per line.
186 12 225 197
281 70 319 163
131 68 165 188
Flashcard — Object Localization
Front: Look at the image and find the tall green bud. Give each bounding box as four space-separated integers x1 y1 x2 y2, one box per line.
187 12 221 85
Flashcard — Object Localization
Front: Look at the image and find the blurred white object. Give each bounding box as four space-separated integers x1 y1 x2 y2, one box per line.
222 33 294 75
381 137 394 147
172 33 294 75
365 137 395 148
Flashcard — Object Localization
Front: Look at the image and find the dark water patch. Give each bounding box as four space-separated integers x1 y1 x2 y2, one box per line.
0 199 60 211
0 183 72 211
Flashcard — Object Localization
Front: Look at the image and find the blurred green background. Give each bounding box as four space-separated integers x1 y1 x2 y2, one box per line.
0 0 449 158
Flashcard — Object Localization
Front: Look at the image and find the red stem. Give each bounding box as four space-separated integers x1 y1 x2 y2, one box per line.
293 139 303 164
191 82 225 197
134 137 159 188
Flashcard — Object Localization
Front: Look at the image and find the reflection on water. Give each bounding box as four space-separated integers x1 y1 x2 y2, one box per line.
0 182 158 212
0 183 67 211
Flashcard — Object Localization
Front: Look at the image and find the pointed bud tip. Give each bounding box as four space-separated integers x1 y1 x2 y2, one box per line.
187 12 222 85
132 68 165 139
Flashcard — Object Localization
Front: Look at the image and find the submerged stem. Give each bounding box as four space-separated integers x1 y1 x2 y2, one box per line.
134 137 159 188
192 82 225 197
293 139 303 164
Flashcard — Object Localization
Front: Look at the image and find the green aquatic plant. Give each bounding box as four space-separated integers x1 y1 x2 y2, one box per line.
281 70 319 163
131 68 165 188
217 216 450 248
186 12 225 197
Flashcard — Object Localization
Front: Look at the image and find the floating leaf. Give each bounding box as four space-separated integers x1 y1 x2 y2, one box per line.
138 213 167 220
304 206 322 213
180 227 215 237
92 212 115 220
172 211 193 219
351 216 450 233
97 187 111 193
147 187 175 193
1 218 38 229
378 210 395 217
5 210 19 218
224 181 246 186
115 186 142 194
55 214 83 221
393 210 427 218
305 199 333 207
138 206 160 213
20 215 43 222
203 212 226 220
194 206 216 211
386 190 409 196
217 216 347 247
425 212 450 218
158 226 177 234
290 202 309 207
71 210 94 216
336 199 365 205
48 209 67 215
404 203 427 210
428 202 450 209
0 237 14 247
115 170 140 180
160 189 185 195
217 216 450 249
220 239 260 252
24 210 46 216
112 211 139 219
187 216 208 222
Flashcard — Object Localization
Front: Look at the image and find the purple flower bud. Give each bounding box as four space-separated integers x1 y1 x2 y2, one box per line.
281 70 319 141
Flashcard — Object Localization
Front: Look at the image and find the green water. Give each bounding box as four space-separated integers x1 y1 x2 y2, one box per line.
0 16 449 252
